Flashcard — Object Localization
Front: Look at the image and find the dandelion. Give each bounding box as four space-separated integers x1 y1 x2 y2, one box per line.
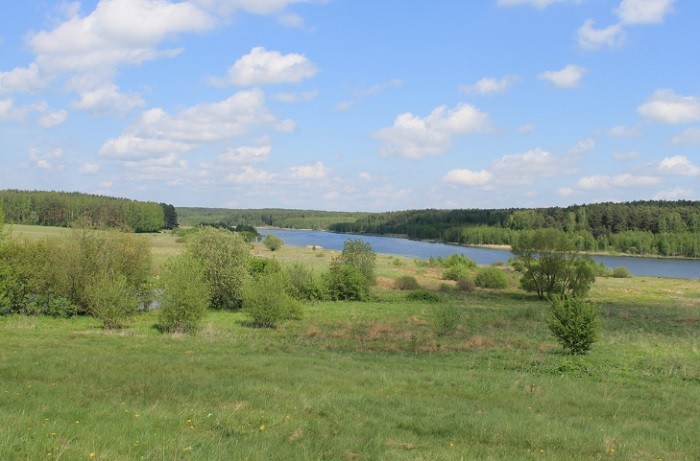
89 452 95 459
259 424 266 431
134 413 140 418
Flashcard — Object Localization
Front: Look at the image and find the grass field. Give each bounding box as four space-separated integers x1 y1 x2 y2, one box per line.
1 226 699 460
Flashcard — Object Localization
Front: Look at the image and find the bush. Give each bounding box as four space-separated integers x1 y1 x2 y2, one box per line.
456 276 475 292
441 254 476 281
85 273 139 329
323 261 370 301
548 296 600 355
611 266 631 278
338 239 376 285
249 257 282 277
432 304 463 336
442 264 471 281
406 290 444 303
394 275 420 291
263 234 284 251
474 267 509 289
243 267 302 328
158 254 210 334
286 263 325 301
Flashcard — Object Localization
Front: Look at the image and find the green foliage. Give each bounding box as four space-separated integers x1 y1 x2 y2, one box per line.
338 238 377 284
323 261 370 301
158 254 209 334
394 275 420 291
548 296 600 355
432 304 463 336
248 257 282 276
474 267 509 289
456 276 475 292
611 266 632 278
441 253 476 281
20 295 75 318
405 289 444 303
243 266 302 328
85 273 138 329
185 227 250 310
285 263 325 301
262 233 284 251
513 229 595 300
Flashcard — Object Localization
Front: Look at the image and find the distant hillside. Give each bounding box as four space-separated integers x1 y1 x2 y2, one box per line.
177 207 367 230
0 190 177 232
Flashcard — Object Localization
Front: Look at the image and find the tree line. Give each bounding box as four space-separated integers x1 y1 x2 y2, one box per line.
0 190 177 232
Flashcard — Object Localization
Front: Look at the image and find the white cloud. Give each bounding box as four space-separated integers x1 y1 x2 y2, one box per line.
0 63 50 94
578 19 625 50
638 89 700 124
219 144 271 163
443 169 493 186
497 0 579 8
568 138 595 156
653 187 694 200
79 163 101 174
290 161 330 180
616 0 675 25
0 99 25 121
577 173 660 189
459 76 519 95
517 123 536 134
100 135 191 159
277 12 304 28
611 150 641 161
38 109 68 128
374 103 489 158
336 79 402 111
658 155 700 176
607 125 640 137
492 147 561 184
538 65 586 88
226 166 276 184
672 128 700 145
213 47 318 87
557 187 575 196
29 147 63 170
71 83 145 114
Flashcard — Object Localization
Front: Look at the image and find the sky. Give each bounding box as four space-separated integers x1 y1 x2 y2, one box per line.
1 0 699 211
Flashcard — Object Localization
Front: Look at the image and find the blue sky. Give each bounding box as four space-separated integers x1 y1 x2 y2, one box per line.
1 0 699 211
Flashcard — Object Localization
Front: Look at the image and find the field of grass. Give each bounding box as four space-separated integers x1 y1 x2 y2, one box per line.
1 225 698 460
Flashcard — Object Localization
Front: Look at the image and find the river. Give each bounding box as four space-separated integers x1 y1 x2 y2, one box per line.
258 229 700 280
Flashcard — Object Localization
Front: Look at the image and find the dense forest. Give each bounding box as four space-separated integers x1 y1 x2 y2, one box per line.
0 190 177 232
178 201 700 258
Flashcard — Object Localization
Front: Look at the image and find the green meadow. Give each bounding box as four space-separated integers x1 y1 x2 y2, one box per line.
1 226 699 460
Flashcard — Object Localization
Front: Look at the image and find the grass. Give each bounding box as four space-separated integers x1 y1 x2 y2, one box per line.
1 225 699 460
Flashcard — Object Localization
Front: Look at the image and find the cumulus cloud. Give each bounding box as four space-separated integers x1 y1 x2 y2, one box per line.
459 76 519 95
38 109 68 128
0 99 25 121
638 89 700 124
226 166 276 184
71 83 145 114
607 125 640 137
653 187 694 200
212 47 318 87
577 19 625 50
568 138 595 156
538 65 586 88
616 0 675 25
577 173 660 189
290 161 330 180
374 103 489 158
443 169 493 186
0 63 50 94
658 155 700 176
29 147 63 170
272 90 318 103
79 163 101 174
492 147 562 184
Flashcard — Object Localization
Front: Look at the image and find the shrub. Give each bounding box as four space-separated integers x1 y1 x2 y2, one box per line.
158 254 210 334
286 263 325 301
406 290 444 303
548 296 600 355
442 264 471 281
263 234 284 251
185 227 249 310
611 266 631 278
394 275 420 291
456 276 475 292
432 304 463 336
243 267 302 328
249 257 282 277
441 254 476 281
474 267 509 289
338 239 376 285
323 261 370 301
85 273 139 329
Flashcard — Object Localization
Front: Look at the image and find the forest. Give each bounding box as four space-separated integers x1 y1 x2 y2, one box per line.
179 201 700 258
0 190 177 232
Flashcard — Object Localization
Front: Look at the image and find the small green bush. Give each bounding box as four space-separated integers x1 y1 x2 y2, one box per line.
548 296 600 355
286 263 325 301
86 273 139 329
243 268 302 328
158 254 210 334
442 264 471 281
474 267 509 289
323 261 370 301
432 304 463 336
406 290 444 303
394 275 420 291
263 234 284 251
611 266 631 278
456 276 475 292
